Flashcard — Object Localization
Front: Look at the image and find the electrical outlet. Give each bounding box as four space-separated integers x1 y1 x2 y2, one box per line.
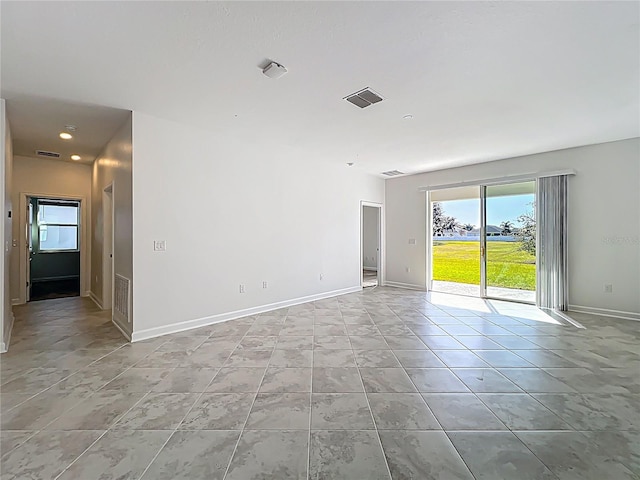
405 267 411 273
239 284 245 293
153 240 166 252
263 281 268 289
604 284 613 293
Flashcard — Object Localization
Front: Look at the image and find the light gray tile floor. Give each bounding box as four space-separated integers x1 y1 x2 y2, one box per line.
1 289 639 479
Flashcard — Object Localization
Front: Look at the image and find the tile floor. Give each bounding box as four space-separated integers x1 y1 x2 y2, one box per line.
362 270 378 288
1 289 638 479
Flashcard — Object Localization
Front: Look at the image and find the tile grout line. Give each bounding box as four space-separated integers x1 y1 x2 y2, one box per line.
219 313 280 480
352 307 394 480
52 429 111 480
378 307 480 480
306 307 315 480
51 373 172 480
52 322 239 480
136 315 258 480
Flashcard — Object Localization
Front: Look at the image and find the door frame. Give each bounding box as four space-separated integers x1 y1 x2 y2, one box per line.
102 184 114 310
18 192 88 304
427 179 537 305
360 201 384 288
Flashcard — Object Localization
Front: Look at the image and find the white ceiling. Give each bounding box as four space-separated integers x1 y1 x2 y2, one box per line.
2 1 638 175
6 95 130 164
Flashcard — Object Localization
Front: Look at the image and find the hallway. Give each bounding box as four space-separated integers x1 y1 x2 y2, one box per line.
1 288 638 479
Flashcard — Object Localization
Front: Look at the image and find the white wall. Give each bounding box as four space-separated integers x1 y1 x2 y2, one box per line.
10 155 92 304
362 206 378 270
386 138 640 317
91 115 133 337
1 99 14 351
131 111 384 339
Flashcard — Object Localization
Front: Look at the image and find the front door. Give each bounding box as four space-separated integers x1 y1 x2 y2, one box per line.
28 197 81 301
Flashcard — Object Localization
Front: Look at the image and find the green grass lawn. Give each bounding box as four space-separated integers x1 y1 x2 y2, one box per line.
433 241 536 290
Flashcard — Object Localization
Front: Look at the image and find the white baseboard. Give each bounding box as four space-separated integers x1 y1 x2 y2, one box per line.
1 312 15 353
384 281 427 291
112 318 132 341
568 305 640 322
131 286 362 342
11 298 21 306
88 291 104 310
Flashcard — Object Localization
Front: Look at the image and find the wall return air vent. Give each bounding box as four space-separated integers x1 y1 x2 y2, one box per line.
35 150 61 158
344 87 384 109
114 274 131 324
382 170 404 177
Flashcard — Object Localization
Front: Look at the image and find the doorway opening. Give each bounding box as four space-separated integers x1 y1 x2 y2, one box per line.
103 184 114 310
361 202 382 288
429 181 536 303
28 197 81 302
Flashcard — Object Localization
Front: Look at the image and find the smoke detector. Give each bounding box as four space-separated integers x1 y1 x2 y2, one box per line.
263 62 288 79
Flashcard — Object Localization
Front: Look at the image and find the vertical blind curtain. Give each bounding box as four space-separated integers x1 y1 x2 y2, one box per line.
536 175 569 310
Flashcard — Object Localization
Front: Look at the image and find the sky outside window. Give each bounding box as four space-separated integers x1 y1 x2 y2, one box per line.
439 195 534 228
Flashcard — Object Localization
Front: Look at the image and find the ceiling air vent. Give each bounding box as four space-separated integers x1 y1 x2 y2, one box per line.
381 170 404 177
344 87 384 109
35 150 61 158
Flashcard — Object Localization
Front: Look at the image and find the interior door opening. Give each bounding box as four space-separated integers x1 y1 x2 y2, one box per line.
362 203 381 288
28 197 81 302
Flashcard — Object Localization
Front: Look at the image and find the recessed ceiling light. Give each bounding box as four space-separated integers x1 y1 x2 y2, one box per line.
403 114 414 120
71 154 81 161
59 132 73 139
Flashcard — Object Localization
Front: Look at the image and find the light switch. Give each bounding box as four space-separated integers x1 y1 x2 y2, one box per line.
153 240 166 252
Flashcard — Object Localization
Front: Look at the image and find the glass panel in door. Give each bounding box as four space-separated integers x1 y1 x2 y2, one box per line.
430 186 481 296
484 181 536 302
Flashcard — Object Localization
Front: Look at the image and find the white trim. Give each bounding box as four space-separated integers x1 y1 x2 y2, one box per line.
384 281 427 291
568 305 640 322
102 183 114 311
88 291 104 310
1 312 14 353
18 192 89 304
11 298 21 306
418 169 576 192
540 307 586 329
111 317 132 341
131 286 362 342
360 201 384 288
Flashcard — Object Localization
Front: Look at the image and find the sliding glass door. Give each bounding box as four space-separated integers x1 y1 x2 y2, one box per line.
430 186 481 296
481 181 536 302
430 181 537 303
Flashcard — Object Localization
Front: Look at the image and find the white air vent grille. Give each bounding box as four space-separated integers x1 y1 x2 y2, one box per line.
381 170 404 177
35 150 61 158
344 87 384 109
114 274 131 323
